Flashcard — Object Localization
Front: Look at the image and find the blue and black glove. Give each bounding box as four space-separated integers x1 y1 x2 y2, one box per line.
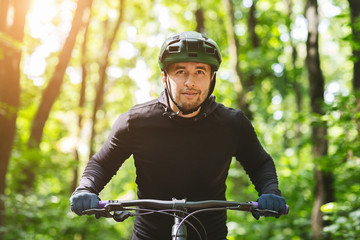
252 194 286 220
70 192 100 216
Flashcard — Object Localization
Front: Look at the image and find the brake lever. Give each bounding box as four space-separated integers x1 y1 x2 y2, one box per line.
253 209 279 217
82 209 113 218
228 203 282 217
113 211 135 222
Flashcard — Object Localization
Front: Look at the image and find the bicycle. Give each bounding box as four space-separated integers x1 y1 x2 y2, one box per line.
83 198 289 240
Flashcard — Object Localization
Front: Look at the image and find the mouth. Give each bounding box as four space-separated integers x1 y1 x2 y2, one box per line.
182 92 197 96
181 89 200 97
181 92 199 100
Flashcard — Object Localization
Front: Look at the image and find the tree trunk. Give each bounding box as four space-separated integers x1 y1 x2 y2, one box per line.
348 0 360 149
89 0 125 158
305 0 334 239
0 0 10 31
285 0 302 113
22 0 93 192
348 0 360 91
244 0 260 120
0 0 31 235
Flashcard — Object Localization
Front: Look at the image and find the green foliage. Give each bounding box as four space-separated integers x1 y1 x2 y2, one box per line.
320 93 360 240
2 193 128 240
3 0 360 239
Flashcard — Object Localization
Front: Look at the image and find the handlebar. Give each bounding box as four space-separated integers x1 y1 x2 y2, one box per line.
81 199 289 240
86 198 289 217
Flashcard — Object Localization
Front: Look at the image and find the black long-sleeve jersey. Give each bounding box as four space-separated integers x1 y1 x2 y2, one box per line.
74 91 281 240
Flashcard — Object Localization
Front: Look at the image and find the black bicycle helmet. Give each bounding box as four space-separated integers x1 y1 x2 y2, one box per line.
158 31 222 71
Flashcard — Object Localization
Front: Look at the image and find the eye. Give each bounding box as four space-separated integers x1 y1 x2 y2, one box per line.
196 70 205 75
176 70 185 75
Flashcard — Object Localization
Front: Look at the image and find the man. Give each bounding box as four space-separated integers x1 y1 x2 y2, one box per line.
70 31 286 239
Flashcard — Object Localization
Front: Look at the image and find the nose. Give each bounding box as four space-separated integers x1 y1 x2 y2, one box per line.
184 74 195 87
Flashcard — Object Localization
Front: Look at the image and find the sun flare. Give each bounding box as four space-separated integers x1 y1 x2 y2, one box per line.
25 0 75 85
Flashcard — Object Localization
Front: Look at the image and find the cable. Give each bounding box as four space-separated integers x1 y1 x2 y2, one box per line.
176 207 231 240
122 207 205 240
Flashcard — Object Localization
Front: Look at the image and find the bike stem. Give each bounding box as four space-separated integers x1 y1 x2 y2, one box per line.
172 213 187 240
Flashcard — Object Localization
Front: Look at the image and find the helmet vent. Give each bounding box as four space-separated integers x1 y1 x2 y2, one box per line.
205 48 215 54
188 53 198 57
169 46 180 53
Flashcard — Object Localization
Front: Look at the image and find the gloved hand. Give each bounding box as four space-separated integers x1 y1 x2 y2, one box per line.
70 192 100 216
252 194 286 220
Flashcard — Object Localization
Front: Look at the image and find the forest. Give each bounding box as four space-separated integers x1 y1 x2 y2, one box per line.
0 0 359 239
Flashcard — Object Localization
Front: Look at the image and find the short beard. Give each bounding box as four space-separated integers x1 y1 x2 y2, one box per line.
175 88 209 112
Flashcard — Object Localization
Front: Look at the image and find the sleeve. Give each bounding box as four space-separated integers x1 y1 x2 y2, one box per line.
234 111 281 196
72 112 133 195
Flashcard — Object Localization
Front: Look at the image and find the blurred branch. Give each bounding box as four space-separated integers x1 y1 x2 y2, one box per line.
24 0 93 193
72 0 94 193
222 0 254 119
28 0 93 149
89 0 125 158
195 8 205 34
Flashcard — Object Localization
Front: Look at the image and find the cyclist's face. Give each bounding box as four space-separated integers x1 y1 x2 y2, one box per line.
162 62 213 117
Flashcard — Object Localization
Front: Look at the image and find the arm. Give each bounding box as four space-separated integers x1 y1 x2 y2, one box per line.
233 112 287 218
234 111 281 196
248 157 281 196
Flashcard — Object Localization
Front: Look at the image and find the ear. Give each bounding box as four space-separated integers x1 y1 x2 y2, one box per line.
161 72 167 88
211 72 216 82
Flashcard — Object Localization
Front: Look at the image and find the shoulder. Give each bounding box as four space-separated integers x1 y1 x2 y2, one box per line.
128 98 164 120
214 103 248 121
111 98 162 131
210 103 255 134
130 98 160 112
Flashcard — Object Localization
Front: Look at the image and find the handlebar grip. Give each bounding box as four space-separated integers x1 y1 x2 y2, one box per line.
99 200 109 209
251 201 289 215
